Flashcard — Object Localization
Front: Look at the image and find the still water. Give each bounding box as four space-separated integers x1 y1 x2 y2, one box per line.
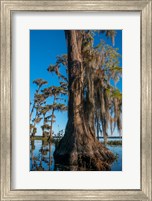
30 139 122 171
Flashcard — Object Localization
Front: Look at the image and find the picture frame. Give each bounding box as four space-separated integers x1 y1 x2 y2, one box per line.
0 0 151 200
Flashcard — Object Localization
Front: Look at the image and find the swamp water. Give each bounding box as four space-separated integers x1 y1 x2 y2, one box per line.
30 138 122 171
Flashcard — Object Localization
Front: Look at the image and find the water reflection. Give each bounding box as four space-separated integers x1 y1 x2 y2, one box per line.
30 139 122 171
30 140 55 171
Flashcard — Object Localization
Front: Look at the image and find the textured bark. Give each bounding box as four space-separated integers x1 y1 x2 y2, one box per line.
54 30 115 170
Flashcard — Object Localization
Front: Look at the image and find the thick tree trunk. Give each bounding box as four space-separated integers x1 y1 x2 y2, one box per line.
54 30 115 170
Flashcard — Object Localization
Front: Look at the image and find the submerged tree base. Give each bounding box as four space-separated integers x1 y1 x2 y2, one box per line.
54 144 115 171
54 129 115 171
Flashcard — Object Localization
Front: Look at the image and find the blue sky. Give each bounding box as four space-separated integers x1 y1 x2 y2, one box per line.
30 30 122 136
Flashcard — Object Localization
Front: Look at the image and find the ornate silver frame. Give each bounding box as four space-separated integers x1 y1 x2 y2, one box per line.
0 0 151 200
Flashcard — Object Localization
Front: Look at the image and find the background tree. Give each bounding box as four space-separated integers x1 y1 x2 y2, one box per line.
30 79 48 136
41 86 67 141
30 79 48 120
30 59 68 138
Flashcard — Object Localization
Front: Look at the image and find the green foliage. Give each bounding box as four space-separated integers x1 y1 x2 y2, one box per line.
41 124 50 130
112 89 122 100
80 30 122 140
33 79 48 87
98 30 116 46
30 124 35 129
33 117 42 124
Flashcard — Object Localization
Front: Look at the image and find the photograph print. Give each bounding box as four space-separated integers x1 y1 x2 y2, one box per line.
30 30 122 171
